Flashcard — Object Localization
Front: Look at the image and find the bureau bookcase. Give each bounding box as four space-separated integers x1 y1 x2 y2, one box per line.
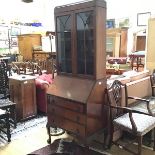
46 0 107 143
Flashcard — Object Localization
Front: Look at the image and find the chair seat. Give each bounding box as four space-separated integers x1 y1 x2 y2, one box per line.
130 97 155 114
0 109 5 115
114 113 155 136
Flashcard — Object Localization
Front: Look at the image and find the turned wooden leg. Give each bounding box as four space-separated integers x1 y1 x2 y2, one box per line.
6 114 11 142
46 123 51 144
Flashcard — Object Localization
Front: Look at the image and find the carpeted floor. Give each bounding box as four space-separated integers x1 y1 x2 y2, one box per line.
28 138 111 155
11 115 47 140
1 116 155 155
0 115 47 144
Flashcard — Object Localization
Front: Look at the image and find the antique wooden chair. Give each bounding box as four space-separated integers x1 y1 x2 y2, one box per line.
0 61 17 128
105 80 155 155
0 108 11 142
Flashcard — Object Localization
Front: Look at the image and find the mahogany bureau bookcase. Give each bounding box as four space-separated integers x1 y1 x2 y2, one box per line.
46 0 107 143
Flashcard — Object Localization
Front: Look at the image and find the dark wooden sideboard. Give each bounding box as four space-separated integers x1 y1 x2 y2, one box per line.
46 0 107 143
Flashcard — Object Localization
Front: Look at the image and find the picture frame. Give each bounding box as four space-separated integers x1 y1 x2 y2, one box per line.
137 12 151 26
10 26 21 36
106 19 115 28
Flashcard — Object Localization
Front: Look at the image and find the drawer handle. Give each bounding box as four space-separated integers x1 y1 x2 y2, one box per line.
76 116 80 122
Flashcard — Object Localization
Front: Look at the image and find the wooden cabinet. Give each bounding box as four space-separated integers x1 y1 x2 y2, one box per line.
47 0 107 142
133 35 146 51
18 34 41 60
106 28 128 57
9 75 37 121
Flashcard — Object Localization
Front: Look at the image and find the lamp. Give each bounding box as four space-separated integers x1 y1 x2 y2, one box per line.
22 0 33 3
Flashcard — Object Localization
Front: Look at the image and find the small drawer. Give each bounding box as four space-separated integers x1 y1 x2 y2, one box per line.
47 95 84 113
48 105 86 125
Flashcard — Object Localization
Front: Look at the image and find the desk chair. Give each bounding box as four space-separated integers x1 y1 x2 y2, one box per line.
105 80 155 155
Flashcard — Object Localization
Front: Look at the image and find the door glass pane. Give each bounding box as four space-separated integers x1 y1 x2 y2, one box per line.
76 11 94 75
56 15 72 73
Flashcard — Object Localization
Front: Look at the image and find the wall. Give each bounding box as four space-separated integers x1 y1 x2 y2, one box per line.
145 18 155 73
1 0 155 54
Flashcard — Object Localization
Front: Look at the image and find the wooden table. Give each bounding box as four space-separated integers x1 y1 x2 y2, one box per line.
128 51 145 71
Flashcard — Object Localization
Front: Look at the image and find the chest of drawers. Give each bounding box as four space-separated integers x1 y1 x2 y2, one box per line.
46 76 107 142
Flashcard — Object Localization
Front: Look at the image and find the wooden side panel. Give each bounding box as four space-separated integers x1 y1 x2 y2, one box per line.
87 78 107 134
22 80 36 118
95 6 106 79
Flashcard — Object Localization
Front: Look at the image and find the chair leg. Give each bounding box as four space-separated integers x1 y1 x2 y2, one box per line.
153 128 155 151
137 136 142 155
6 114 11 142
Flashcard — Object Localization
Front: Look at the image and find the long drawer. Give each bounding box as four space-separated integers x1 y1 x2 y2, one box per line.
48 104 86 125
48 115 86 138
47 95 85 113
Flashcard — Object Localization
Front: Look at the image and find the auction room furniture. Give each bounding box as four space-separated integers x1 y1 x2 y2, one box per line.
35 74 53 113
133 30 146 52
105 80 155 155
46 0 107 143
32 51 55 61
106 28 128 57
18 34 41 60
0 61 17 128
9 75 37 121
128 71 155 116
0 108 11 142
128 51 145 71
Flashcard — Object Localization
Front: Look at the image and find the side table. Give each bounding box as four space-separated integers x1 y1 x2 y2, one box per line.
9 75 37 121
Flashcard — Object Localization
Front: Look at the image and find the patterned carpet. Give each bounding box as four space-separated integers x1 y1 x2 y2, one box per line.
0 115 47 144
